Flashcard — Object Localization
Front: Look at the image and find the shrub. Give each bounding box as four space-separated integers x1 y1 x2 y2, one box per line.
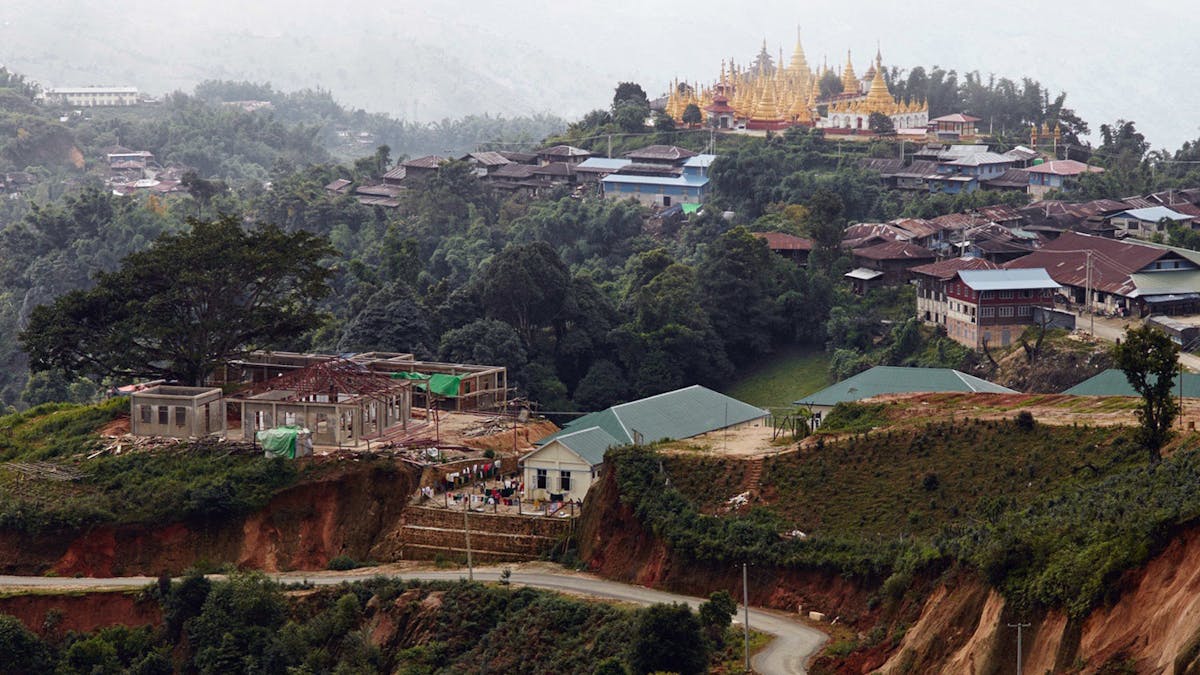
327 555 362 571
1015 410 1036 431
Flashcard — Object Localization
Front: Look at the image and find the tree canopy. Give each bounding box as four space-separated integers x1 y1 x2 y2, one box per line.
21 215 335 385
1114 324 1181 460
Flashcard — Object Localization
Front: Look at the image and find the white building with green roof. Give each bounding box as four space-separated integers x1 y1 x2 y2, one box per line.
521 385 767 502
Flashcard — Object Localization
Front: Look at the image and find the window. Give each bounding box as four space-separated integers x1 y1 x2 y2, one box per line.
536 468 548 490
1022 290 1032 298
175 406 187 427
1017 305 1032 317
999 306 1014 317
140 405 151 424
157 406 168 425
981 307 995 318
981 291 993 299
560 471 572 492
999 290 1014 299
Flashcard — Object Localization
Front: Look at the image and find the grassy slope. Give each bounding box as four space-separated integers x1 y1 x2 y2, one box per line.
0 400 308 533
725 346 831 411
761 419 1140 539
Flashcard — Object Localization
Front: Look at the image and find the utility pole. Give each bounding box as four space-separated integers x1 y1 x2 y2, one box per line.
1008 622 1030 675
743 562 751 674
606 133 612 159
1085 250 1094 336
463 500 474 582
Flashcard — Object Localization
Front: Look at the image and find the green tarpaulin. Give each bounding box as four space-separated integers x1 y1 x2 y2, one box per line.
390 372 461 397
257 426 300 459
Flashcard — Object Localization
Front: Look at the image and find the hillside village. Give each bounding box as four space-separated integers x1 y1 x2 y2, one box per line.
9 25 1200 674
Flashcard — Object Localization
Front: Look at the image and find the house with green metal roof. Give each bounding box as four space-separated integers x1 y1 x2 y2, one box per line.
1064 369 1200 397
795 365 1015 418
521 385 768 502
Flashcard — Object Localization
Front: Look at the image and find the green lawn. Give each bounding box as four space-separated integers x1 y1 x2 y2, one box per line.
725 346 831 411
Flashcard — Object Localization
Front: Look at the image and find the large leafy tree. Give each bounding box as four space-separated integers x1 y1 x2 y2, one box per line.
473 241 570 343
630 603 708 675
21 215 335 385
1114 324 1181 461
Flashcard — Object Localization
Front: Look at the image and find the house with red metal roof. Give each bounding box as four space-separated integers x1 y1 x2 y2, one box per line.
1004 231 1200 316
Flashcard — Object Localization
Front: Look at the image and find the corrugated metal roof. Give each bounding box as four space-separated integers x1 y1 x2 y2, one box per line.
910 256 998 280
1117 206 1194 222
576 158 632 171
683 154 718 168
537 385 766 447
957 268 1059 291
945 152 1014 167
624 145 697 162
1027 160 1104 176
540 426 622 466
1064 369 1200 397
844 267 884 280
601 173 709 187
796 366 1015 407
1127 270 1200 297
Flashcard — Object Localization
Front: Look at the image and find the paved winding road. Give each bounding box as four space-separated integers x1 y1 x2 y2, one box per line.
0 565 827 674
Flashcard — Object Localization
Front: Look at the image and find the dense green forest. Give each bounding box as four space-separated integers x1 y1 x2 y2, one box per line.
4 65 1200 412
0 574 745 675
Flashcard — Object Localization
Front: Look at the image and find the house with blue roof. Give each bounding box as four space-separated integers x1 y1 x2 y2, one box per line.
600 145 716 208
1108 206 1195 241
520 385 766 502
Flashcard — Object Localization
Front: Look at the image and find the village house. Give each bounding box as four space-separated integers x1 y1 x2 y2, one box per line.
847 240 935 288
754 231 813 266
1026 160 1105 198
522 385 766 503
1107 206 1195 240
1004 231 1200 316
941 268 1060 349
911 256 998 326
457 151 511 177
929 113 981 141
600 149 715 208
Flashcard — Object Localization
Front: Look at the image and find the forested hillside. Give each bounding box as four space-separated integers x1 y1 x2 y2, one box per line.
4 64 1200 413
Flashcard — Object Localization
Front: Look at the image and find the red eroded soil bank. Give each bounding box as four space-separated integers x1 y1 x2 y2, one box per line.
0 462 419 577
0 592 162 637
576 468 878 622
578 463 1200 673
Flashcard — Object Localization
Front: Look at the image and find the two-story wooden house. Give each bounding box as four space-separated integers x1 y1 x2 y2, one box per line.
943 268 1060 349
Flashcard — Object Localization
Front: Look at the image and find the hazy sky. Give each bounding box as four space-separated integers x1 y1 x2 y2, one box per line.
2 0 1194 149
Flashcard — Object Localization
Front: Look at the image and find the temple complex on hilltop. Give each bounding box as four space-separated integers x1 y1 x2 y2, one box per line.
664 30 928 134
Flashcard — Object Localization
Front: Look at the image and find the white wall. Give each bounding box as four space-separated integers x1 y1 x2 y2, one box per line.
522 441 598 502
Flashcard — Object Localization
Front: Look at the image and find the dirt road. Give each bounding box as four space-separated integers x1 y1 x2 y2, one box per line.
0 563 828 674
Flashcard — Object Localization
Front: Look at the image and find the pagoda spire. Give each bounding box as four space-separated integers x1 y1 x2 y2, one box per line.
862 53 896 114
841 50 858 94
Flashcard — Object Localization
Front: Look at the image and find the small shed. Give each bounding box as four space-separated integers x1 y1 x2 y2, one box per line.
130 386 225 439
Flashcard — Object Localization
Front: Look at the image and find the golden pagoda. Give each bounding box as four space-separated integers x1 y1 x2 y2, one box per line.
841 51 858 95
747 78 787 130
788 27 811 93
860 54 896 115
